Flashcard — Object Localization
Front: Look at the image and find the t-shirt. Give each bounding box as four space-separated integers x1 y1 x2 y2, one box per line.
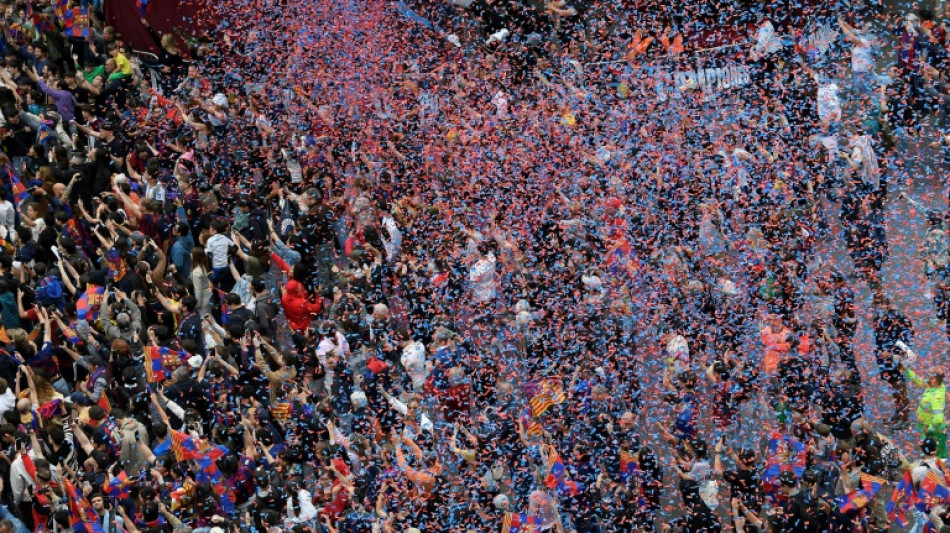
205 233 233 269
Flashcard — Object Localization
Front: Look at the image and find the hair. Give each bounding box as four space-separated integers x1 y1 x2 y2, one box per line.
191 246 209 273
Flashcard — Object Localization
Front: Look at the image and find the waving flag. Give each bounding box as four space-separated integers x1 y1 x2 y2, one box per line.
519 409 543 437
761 431 807 497
544 446 582 497
169 481 195 511
99 419 120 453
76 285 104 321
37 399 63 420
523 377 565 418
102 471 131 500
144 346 167 383
62 323 81 344
64 478 103 533
6 165 27 204
918 470 950 507
144 346 189 382
63 8 89 39
887 469 917 528
137 0 150 18
270 402 293 422
216 289 229 325
501 512 543 533
835 473 886 514
97 394 112 415
620 450 638 482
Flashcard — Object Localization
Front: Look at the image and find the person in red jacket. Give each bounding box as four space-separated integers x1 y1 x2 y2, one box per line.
281 277 322 334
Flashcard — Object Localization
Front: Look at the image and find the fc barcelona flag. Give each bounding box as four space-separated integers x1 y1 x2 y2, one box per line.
144 346 166 383
76 285 104 321
63 7 89 38
501 512 543 533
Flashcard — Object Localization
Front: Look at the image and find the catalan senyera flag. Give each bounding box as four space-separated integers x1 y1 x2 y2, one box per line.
501 512 543 533
271 402 293 423
522 377 565 418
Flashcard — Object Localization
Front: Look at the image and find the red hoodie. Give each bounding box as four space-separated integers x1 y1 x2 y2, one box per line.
281 280 322 333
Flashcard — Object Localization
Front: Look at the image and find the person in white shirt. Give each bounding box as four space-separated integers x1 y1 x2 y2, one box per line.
0 189 14 238
204 219 233 281
401 340 428 392
0 378 15 420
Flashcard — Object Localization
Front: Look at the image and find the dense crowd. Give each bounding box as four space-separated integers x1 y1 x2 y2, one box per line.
0 0 949 532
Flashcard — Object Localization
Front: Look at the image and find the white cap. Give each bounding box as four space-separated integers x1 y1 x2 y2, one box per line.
187 355 203 369
113 173 128 185
212 93 228 108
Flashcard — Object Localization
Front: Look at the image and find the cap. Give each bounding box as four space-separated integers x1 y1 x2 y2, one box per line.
187 355 203 369
130 232 146 244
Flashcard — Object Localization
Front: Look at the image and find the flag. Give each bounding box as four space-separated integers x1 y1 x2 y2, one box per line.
144 346 189 381
54 0 68 20
216 289 229 325
519 409 542 437
169 430 194 462
136 0 149 18
62 323 80 344
837 489 872 513
37 399 63 420
32 12 54 34
888 470 917 528
522 377 565 418
76 285 104 321
860 473 886 496
919 469 950 504
761 432 808 497
271 403 293 422
170 430 227 463
63 478 103 532
144 346 166 383
544 446 582 497
63 7 89 38
620 450 637 482
99 419 120 453
836 473 885 514
6 165 27 204
97 394 111 414
169 481 194 511
102 471 131 500
501 512 543 533
20 452 36 482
